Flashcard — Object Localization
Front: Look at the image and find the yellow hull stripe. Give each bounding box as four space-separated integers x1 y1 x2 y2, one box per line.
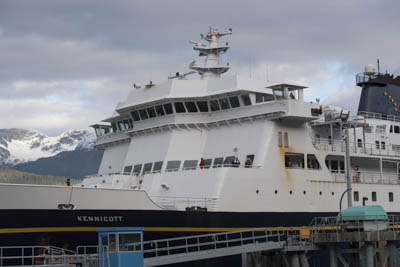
0 225 398 234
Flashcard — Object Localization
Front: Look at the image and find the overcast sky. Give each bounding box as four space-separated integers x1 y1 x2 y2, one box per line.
0 0 399 135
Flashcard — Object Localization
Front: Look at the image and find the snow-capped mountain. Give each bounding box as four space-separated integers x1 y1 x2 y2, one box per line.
0 128 96 166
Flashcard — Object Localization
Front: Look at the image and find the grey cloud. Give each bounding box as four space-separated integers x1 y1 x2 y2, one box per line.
0 0 399 135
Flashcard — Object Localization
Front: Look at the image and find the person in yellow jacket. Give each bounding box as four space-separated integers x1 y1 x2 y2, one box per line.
64 178 71 186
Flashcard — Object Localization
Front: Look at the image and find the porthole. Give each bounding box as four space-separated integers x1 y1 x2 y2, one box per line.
332 192 334 196
256 189 259 194
274 190 278 194
319 191 322 196
289 190 293 195
303 191 306 195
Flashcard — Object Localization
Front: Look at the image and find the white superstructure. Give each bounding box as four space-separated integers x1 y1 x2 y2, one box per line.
2 27 400 215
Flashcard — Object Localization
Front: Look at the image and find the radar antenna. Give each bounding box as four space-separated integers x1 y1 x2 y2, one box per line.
189 27 232 79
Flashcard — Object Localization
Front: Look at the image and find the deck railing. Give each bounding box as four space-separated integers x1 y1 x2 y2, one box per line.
330 171 400 185
313 138 400 157
309 215 400 236
150 196 218 211
358 111 400 122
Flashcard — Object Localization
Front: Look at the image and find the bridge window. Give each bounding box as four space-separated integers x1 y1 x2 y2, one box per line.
119 233 141 251
155 105 165 116
357 139 362 148
183 160 198 170
125 120 131 129
219 98 230 110
111 122 117 132
147 107 156 118
389 192 394 202
166 161 181 171
210 100 220 111
375 141 380 149
118 121 127 131
123 165 132 174
139 109 148 120
163 103 173 114
174 102 186 113
376 125 386 134
224 156 236 166
340 161 345 173
153 161 163 173
131 111 141 121
203 159 212 168
307 154 320 169
285 153 304 168
197 101 209 112
228 96 240 108
256 93 274 103
245 154 254 167
372 191 377 202
213 157 224 167
241 94 252 106
354 191 359 201
395 125 400 134
185 102 198 113
132 164 142 176
109 234 116 251
365 126 373 133
143 163 153 174
331 161 338 172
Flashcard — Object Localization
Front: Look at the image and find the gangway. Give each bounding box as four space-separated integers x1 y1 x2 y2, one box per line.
142 228 287 266
0 227 314 267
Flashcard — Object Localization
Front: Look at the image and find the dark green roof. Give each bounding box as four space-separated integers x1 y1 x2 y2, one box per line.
338 205 387 221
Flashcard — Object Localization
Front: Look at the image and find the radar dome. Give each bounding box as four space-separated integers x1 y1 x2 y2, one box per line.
364 64 375 75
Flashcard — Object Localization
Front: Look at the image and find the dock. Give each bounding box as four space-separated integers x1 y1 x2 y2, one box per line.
1 215 400 267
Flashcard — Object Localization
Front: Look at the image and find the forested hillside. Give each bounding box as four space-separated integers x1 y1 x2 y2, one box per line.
0 168 78 185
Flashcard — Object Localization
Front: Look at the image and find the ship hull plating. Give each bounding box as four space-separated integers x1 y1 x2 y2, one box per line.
0 209 334 246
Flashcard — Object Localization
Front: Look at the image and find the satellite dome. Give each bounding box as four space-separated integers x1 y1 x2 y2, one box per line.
364 64 375 76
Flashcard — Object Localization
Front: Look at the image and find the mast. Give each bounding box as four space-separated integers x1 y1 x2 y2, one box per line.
189 27 232 79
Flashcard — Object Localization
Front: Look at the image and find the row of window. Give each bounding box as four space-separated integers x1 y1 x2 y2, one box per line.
284 153 321 169
107 92 277 133
130 94 252 123
123 154 255 175
353 191 394 202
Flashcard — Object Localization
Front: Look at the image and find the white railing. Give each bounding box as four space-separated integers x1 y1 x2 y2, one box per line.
141 228 286 259
358 111 400 122
0 246 75 266
95 130 130 146
0 245 105 267
151 196 218 211
331 171 400 185
310 214 400 235
313 138 400 157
